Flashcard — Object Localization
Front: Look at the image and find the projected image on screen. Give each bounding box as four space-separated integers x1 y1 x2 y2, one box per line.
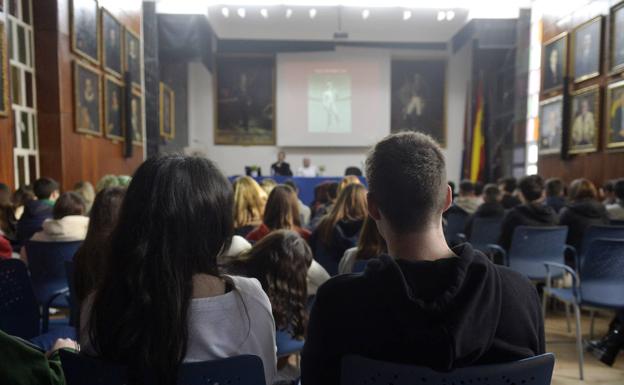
308 72 352 133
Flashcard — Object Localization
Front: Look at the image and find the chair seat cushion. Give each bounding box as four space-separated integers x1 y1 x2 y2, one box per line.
509 259 564 281
545 287 577 304
580 281 624 309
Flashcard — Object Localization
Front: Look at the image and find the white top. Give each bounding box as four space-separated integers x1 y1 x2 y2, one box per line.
297 165 319 177
30 215 89 242
606 202 624 221
338 247 358 275
298 200 311 226
80 275 277 385
307 260 330 295
218 236 252 265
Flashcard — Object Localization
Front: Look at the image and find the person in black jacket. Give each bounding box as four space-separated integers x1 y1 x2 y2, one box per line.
270 151 293 177
301 132 545 385
498 175 558 251
559 178 609 251
464 183 505 239
15 178 59 246
498 177 522 210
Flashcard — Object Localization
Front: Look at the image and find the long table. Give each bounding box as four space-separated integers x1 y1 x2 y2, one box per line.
229 176 366 205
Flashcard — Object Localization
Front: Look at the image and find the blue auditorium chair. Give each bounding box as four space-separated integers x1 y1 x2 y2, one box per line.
0 259 40 339
467 217 503 253
443 206 469 246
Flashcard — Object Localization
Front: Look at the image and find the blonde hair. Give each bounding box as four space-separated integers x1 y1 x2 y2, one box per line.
337 175 362 195
317 183 368 246
233 176 267 228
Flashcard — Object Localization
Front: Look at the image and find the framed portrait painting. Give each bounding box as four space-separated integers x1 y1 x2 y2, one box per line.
611 1 624 73
572 17 602 83
0 22 8 117
101 8 122 77
104 75 124 141
160 82 175 140
569 86 600 154
74 61 102 136
542 33 567 94
538 95 563 155
606 80 624 149
124 28 141 89
71 0 99 65
130 89 143 145
391 59 447 147
215 55 275 145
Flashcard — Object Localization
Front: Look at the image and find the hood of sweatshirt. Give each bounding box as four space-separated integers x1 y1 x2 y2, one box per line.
38 215 89 241
363 244 503 370
567 199 607 219
514 203 558 225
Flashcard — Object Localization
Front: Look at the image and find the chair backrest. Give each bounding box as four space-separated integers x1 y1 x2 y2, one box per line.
508 226 567 279
341 354 555 385
59 350 267 385
25 241 82 303
444 208 469 245
611 219 624 226
65 260 78 326
0 259 40 339
579 238 624 307
469 217 503 252
579 225 624 262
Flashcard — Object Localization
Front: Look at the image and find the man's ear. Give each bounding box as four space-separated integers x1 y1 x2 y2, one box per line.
367 192 381 220
443 184 453 212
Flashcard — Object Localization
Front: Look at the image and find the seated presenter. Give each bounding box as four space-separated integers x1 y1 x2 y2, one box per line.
270 151 293 177
297 158 319 177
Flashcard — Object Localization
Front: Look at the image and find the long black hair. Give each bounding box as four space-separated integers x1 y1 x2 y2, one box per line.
85 154 234 385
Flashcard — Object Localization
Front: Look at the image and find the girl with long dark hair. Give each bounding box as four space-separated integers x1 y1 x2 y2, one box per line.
80 154 276 385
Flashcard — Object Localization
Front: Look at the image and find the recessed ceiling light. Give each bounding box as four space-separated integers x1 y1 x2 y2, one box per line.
402 10 411 20
446 10 455 20
221 7 229 18
437 10 446 21
237 8 246 18
285 8 293 18
309 8 317 19
362 9 370 19
260 8 268 18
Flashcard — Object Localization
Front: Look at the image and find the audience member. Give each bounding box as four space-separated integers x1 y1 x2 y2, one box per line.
232 176 266 237
601 180 616 205
284 179 311 226
559 179 609 251
309 182 339 229
246 185 311 242
453 180 481 214
29 192 87 242
297 158 318 177
544 178 566 213
16 178 59 245
117 175 132 187
464 184 505 239
474 181 484 200
73 187 126 306
339 215 387 274
0 183 16 238
271 151 293 176
12 185 35 220
606 179 624 220
498 177 522 209
301 133 544 385
344 166 362 177
337 175 361 195
80 154 277 385
73 181 96 213
260 178 278 195
310 183 368 275
498 175 558 250
95 174 120 192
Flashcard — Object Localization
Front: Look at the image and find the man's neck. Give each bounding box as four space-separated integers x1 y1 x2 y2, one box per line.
385 224 454 262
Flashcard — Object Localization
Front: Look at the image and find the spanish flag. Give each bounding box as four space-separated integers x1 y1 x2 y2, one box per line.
469 80 486 182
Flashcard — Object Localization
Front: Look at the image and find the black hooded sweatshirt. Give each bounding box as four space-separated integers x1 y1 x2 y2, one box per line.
559 199 609 250
301 244 545 385
498 203 558 251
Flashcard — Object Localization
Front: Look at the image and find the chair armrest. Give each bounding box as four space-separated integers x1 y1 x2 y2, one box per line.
487 244 507 265
44 288 70 309
544 262 580 299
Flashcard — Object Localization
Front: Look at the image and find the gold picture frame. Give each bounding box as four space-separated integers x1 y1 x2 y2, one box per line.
104 74 124 141
610 1 624 74
538 95 564 155
100 8 123 78
123 27 141 90
606 79 624 149
571 16 603 84
541 32 568 95
0 22 9 117
159 82 175 140
569 85 600 154
71 0 100 66
73 60 102 136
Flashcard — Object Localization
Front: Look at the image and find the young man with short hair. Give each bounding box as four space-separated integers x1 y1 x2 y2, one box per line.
498 175 558 251
464 183 505 239
498 177 522 209
301 132 544 385
453 179 481 214
544 178 566 213
16 177 60 245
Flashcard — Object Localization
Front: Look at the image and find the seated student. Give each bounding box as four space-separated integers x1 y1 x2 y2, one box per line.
284 179 311 226
453 180 481 215
606 179 624 221
339 215 387 274
233 176 267 237
271 151 293 177
559 179 609 251
80 154 277 385
301 133 544 385
464 184 505 239
309 182 339 230
0 183 16 239
12 185 35 221
247 185 311 242
310 184 368 275
544 178 566 213
73 181 96 214
29 192 88 243
498 175 558 251
337 175 361 196
73 187 126 307
16 178 60 245
498 177 522 209
260 178 278 196
601 180 616 205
